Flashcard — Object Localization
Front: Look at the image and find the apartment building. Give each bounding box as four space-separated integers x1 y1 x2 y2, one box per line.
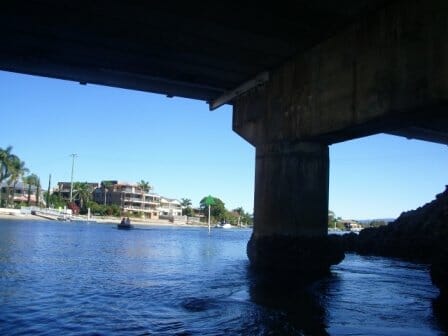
92 181 160 219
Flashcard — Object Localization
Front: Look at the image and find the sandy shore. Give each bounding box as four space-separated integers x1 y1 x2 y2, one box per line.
0 212 44 221
0 212 205 228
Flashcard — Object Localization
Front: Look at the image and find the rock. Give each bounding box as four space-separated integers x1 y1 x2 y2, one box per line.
339 186 448 294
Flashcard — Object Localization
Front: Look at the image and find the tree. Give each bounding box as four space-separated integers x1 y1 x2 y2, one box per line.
101 180 114 205
181 198 193 216
181 198 192 207
44 191 66 209
328 210 337 228
137 180 151 216
6 154 28 207
23 174 40 206
72 182 92 212
369 219 387 227
137 180 151 193
233 207 244 226
200 196 226 222
0 146 14 206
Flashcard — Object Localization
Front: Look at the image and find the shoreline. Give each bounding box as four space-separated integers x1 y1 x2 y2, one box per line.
0 212 206 228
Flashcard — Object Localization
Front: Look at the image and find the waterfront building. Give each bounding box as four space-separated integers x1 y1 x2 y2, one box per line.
159 197 182 217
341 219 363 232
56 182 99 201
92 181 161 219
0 181 42 206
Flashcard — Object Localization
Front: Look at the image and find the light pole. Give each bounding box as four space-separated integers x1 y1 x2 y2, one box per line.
204 195 215 234
69 153 77 202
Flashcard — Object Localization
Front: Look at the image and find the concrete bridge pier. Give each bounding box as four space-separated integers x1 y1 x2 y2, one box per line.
246 141 344 277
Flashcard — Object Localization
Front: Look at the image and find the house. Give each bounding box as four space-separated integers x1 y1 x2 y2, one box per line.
159 197 182 217
92 181 160 219
341 219 363 232
56 182 99 201
0 181 42 206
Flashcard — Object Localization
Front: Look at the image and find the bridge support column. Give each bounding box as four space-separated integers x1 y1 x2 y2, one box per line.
247 141 344 277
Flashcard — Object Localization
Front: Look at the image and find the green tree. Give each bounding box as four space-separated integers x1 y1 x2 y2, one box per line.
369 219 387 227
6 155 28 207
328 210 337 228
72 182 92 212
101 180 114 205
44 191 66 208
181 198 194 216
232 207 244 226
0 146 14 206
137 180 151 216
137 180 151 193
23 174 40 206
181 198 192 207
200 196 227 222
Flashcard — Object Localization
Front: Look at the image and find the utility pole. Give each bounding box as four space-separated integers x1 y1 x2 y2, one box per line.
69 154 77 202
47 174 51 208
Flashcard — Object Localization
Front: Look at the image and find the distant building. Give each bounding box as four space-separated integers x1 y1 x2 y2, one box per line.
0 181 43 206
56 182 99 201
159 197 182 217
341 219 363 232
92 181 160 219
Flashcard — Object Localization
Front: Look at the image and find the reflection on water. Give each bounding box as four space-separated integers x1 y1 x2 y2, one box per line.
248 268 331 335
0 219 444 335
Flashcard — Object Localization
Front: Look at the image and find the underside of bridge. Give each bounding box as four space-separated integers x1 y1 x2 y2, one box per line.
2 0 448 277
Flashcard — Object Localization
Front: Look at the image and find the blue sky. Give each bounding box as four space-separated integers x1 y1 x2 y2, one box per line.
1 70 447 219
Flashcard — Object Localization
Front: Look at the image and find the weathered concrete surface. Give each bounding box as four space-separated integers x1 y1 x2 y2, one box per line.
233 0 448 146
234 0 448 276
247 234 344 278
252 142 329 238
246 141 344 275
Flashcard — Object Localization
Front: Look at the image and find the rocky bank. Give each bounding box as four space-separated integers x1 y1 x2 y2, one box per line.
338 186 448 324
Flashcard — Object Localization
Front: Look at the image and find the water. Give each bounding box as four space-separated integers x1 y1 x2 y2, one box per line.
0 219 444 335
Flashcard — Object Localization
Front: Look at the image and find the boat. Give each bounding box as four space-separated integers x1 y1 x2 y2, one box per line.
214 222 233 229
117 223 133 230
117 218 133 230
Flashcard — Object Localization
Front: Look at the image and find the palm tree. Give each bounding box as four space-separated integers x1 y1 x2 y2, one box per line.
181 198 193 216
72 182 92 210
6 155 28 206
233 207 244 226
0 146 14 206
23 174 40 206
101 181 114 205
137 180 151 216
137 180 151 193
181 198 192 207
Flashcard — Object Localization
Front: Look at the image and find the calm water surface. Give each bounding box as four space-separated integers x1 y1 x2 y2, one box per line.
0 219 445 335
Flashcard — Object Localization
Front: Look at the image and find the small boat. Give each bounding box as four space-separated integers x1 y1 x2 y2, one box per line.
117 218 133 230
214 222 233 229
117 223 133 230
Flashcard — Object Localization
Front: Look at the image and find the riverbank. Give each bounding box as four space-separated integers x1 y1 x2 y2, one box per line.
337 186 448 325
0 210 206 228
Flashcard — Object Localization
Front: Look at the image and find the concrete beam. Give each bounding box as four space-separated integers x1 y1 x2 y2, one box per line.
233 0 448 146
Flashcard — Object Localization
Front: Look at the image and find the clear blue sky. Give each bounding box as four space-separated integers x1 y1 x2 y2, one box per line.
1 70 447 219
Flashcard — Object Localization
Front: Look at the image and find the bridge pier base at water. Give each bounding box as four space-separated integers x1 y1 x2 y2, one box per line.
246 142 344 277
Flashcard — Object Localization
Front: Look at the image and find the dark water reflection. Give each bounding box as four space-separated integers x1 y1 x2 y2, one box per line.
0 220 444 335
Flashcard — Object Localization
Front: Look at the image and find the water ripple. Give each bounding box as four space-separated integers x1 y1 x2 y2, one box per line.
0 221 444 335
